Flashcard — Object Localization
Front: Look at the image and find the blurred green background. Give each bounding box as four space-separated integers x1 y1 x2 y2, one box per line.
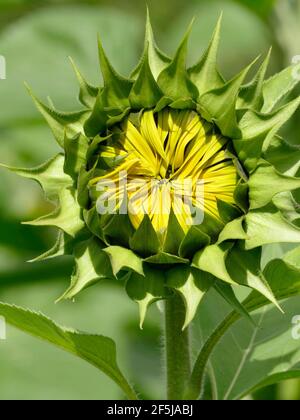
0 0 299 400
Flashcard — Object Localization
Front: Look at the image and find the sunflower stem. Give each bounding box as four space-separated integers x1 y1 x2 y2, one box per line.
164 293 191 400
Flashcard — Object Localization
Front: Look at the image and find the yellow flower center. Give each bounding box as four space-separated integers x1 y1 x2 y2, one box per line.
91 109 238 236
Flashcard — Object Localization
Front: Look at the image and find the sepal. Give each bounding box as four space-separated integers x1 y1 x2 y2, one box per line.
69 57 99 108
157 20 198 102
126 265 168 328
189 15 224 95
25 83 89 147
58 237 113 301
166 266 214 329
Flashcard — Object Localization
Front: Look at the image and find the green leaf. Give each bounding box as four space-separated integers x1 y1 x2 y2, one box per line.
129 215 160 257
104 245 144 277
185 248 300 400
249 162 300 209
167 266 214 329
193 211 224 241
157 20 198 101
201 296 300 400
262 62 300 113
214 282 254 325
189 15 224 95
77 164 97 209
0 302 137 400
59 237 113 300
126 265 167 328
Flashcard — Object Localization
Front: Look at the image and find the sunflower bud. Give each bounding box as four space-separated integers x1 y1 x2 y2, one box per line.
4 13 300 329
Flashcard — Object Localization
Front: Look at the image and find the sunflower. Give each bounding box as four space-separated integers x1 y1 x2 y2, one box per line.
3 13 300 329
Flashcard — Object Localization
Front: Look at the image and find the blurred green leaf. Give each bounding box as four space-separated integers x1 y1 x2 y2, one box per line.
0 301 138 399
186 249 300 400
200 294 300 400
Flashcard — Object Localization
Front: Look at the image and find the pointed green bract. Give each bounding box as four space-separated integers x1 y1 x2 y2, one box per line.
131 8 171 80
218 217 248 243
283 247 300 271
64 133 89 179
25 83 89 147
226 245 280 309
179 226 210 259
130 44 163 109
264 136 300 176
238 49 271 111
59 237 112 301
262 62 300 113
24 187 85 237
126 265 167 328
240 97 300 142
245 206 300 249
1 154 72 200
97 36 133 108
193 243 235 285
129 215 160 256
157 21 198 102
273 192 300 225
167 266 214 329
198 61 255 138
249 162 300 209
163 210 185 255
104 246 144 277
29 230 75 263
189 15 224 95
69 57 99 108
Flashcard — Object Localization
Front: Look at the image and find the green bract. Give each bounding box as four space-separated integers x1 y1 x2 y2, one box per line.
3 14 300 328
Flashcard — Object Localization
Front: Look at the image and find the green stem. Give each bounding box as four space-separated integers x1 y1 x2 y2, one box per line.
183 312 238 400
165 293 191 400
